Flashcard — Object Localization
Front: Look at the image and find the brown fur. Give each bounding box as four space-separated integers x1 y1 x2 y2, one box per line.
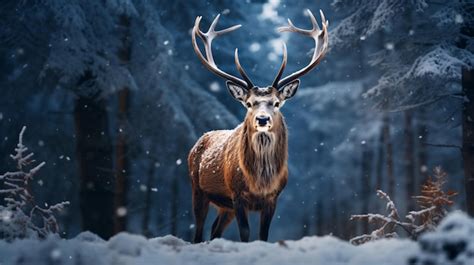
188 94 289 242
188 114 288 209
189 8 328 242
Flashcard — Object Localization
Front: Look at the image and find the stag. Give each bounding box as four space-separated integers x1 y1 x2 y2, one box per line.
188 9 329 243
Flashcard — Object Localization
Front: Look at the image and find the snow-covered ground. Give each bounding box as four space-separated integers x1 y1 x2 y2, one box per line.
0 212 472 265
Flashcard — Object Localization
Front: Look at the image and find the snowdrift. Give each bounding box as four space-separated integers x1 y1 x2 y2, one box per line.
0 212 472 265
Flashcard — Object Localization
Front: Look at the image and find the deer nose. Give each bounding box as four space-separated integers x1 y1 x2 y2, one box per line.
256 116 270 126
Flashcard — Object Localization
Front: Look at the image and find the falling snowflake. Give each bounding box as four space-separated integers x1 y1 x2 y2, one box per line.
267 52 278 61
116 207 127 217
455 14 463 24
259 0 281 22
0 210 12 222
209 81 220 92
249 43 261 52
420 165 428 173
50 249 61 260
385 42 394 50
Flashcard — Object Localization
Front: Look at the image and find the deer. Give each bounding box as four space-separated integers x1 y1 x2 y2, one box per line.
188 9 329 243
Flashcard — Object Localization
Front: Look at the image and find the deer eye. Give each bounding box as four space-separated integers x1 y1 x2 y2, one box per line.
246 102 252 108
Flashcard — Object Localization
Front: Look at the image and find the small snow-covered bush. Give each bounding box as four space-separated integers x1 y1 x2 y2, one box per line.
410 211 474 265
0 126 69 241
350 167 457 245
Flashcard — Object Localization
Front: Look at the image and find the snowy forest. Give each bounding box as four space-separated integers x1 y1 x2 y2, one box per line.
1 0 474 264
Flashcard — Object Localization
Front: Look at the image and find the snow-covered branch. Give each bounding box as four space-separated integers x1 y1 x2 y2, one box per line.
0 126 69 241
350 167 457 245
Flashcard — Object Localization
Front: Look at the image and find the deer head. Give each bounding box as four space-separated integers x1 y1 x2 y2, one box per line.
192 10 329 132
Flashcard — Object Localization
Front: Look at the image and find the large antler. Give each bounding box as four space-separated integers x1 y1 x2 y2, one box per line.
192 15 254 88
273 9 329 89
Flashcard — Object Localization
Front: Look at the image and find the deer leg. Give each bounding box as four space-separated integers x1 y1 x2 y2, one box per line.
192 188 209 243
210 209 224 236
210 215 221 236
211 209 235 240
259 202 276 241
233 198 250 242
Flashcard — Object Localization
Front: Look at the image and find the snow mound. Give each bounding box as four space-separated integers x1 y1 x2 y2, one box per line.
73 231 106 243
0 212 473 265
108 232 148 257
412 211 474 265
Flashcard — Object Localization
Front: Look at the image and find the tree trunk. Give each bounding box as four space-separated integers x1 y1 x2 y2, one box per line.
361 139 374 234
459 0 474 217
314 200 323 236
74 95 114 239
404 110 416 211
156 170 164 235
416 109 428 185
330 181 339 236
339 200 351 240
170 174 179 236
375 27 389 198
301 215 310 237
375 125 385 191
142 161 156 237
114 88 130 233
114 14 131 233
382 114 395 198
462 67 474 216
402 8 416 210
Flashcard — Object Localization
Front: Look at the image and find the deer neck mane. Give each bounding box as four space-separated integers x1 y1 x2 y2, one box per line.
238 114 288 194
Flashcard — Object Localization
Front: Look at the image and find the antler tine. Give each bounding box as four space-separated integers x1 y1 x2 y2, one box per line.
278 19 307 35
197 15 242 67
278 9 323 36
276 9 329 89
192 15 250 88
308 9 320 31
208 13 220 33
194 16 205 38
320 9 327 27
207 14 242 37
234 49 255 88
272 42 287 88
216 25 242 35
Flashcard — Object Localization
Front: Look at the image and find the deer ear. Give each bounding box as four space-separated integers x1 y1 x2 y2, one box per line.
278 79 300 100
226 81 248 102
